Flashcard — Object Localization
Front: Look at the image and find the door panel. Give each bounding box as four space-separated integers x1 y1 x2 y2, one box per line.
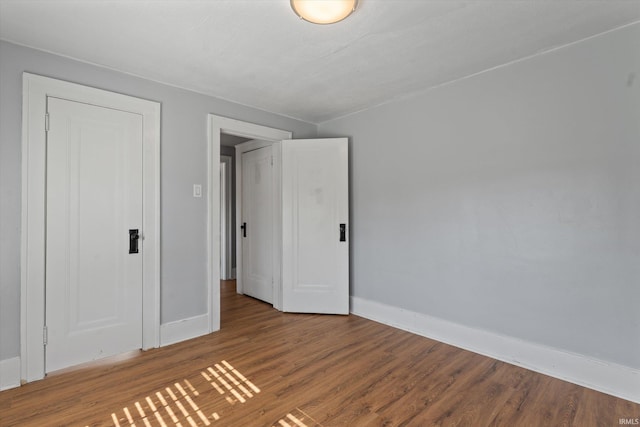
282 138 349 314
46 97 143 372
241 146 273 303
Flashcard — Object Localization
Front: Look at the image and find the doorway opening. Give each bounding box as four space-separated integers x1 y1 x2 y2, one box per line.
207 115 292 332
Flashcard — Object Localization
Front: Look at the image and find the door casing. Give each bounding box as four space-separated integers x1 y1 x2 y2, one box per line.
21 73 161 382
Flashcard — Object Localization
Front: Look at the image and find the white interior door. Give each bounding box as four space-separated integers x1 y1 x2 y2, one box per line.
241 146 273 303
281 138 349 314
45 97 143 372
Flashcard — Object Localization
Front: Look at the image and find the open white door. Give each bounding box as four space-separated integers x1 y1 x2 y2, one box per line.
281 138 349 314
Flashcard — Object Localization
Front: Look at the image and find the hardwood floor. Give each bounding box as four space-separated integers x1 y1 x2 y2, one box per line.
1 280 638 426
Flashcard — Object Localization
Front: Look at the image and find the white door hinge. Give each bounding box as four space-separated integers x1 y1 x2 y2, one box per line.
45 113 50 132
43 326 48 346
271 156 273 166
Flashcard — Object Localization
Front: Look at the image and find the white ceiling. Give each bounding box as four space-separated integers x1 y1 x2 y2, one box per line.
1 1 639 124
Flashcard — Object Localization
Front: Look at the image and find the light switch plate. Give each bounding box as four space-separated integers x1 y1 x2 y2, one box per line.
193 184 202 198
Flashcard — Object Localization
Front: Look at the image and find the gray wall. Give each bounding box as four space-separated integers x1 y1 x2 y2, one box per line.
0 41 317 361
319 23 640 369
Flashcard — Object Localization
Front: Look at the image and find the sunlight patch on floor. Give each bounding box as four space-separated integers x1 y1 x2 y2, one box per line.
201 360 260 405
272 408 323 427
107 360 257 426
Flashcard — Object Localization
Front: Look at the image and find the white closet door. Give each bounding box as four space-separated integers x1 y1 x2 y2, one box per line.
241 145 274 303
281 138 349 314
45 97 143 372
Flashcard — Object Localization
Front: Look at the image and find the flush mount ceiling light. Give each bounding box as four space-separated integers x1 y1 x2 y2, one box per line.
290 0 358 25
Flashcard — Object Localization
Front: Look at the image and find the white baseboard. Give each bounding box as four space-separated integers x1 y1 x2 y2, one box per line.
350 296 640 404
160 314 210 347
0 356 21 391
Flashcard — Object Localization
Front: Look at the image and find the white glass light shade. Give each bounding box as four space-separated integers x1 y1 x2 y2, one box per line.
290 0 358 25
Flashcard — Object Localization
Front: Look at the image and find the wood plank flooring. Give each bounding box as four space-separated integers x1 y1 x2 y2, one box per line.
1 280 638 426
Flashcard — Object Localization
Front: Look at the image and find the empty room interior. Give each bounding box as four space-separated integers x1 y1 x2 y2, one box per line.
0 1 639 426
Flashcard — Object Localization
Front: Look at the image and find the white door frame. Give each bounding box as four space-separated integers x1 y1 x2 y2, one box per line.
207 115 291 327
220 155 233 280
21 73 161 382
